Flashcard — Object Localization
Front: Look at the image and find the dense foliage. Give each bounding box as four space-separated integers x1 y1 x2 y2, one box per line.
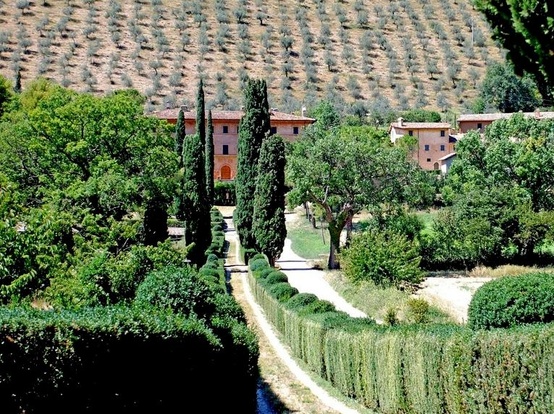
340 229 423 288
287 102 434 269
474 0 554 101
0 81 179 304
205 109 215 205
174 108 186 220
468 272 554 330
479 62 541 112
235 78 270 250
423 115 554 269
181 82 212 267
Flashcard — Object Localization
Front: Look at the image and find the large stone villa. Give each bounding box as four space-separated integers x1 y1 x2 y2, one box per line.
152 107 315 180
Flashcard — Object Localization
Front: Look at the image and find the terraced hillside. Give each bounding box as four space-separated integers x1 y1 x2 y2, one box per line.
0 0 504 114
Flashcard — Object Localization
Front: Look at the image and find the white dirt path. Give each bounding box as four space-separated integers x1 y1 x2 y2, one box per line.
222 210 364 414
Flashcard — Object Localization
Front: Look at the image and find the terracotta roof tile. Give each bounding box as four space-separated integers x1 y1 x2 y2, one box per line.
457 112 554 122
390 122 451 129
149 108 315 122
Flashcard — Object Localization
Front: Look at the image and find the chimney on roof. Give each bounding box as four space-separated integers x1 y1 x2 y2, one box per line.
301 105 306 117
398 117 404 127
180 105 188 112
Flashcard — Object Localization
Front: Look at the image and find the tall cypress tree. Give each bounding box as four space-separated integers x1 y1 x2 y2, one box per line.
235 78 271 250
196 79 205 147
175 108 186 166
174 108 186 220
252 135 287 267
205 109 214 206
182 132 212 267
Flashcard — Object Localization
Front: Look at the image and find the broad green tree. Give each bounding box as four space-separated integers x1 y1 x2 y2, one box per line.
480 62 541 112
235 78 270 250
474 0 554 101
287 124 433 269
0 82 179 302
252 134 287 266
435 115 554 266
205 109 214 206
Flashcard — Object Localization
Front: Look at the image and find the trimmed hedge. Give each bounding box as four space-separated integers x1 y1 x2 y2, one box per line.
0 306 258 414
247 254 554 413
468 272 554 330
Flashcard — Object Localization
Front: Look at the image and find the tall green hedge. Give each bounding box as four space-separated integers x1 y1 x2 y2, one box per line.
248 256 554 413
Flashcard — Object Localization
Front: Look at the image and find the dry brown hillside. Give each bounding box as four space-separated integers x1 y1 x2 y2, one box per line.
0 0 504 115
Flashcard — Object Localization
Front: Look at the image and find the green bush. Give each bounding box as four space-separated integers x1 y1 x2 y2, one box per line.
299 299 336 315
340 229 424 287
134 266 215 319
407 298 430 324
286 292 318 310
249 258 269 272
268 282 299 302
257 267 275 280
262 271 288 286
468 272 554 329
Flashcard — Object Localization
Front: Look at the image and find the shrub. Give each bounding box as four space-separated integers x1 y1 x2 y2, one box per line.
268 282 299 302
258 267 275 280
286 292 318 310
468 272 554 329
406 297 430 324
340 229 424 287
299 299 336 315
250 253 267 262
249 258 269 272
263 271 288 286
134 266 215 319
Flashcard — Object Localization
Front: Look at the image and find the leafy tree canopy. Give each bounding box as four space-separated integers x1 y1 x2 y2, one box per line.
480 62 541 112
287 123 434 269
474 0 554 102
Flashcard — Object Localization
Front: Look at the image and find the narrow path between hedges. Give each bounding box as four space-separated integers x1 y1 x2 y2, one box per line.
220 207 364 414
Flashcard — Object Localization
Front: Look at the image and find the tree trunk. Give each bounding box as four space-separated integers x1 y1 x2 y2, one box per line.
327 222 342 269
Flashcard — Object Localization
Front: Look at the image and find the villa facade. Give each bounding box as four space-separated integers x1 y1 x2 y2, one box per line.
152 107 315 180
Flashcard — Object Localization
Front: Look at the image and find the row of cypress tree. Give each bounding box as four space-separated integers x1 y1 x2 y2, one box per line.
235 78 287 267
175 80 214 267
173 77 287 268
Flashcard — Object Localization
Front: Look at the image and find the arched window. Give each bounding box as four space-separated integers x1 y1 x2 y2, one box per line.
220 165 232 180
433 162 439 170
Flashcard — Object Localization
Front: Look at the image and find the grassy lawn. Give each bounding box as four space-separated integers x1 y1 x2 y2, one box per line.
285 212 330 260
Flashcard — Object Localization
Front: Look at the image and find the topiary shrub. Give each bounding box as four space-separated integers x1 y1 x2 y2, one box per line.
250 253 267 262
257 267 274 280
261 271 288 286
249 258 269 272
298 299 336 316
286 292 318 310
268 282 299 302
468 272 554 330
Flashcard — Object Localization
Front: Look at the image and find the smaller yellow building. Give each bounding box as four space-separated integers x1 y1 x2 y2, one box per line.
389 118 456 171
